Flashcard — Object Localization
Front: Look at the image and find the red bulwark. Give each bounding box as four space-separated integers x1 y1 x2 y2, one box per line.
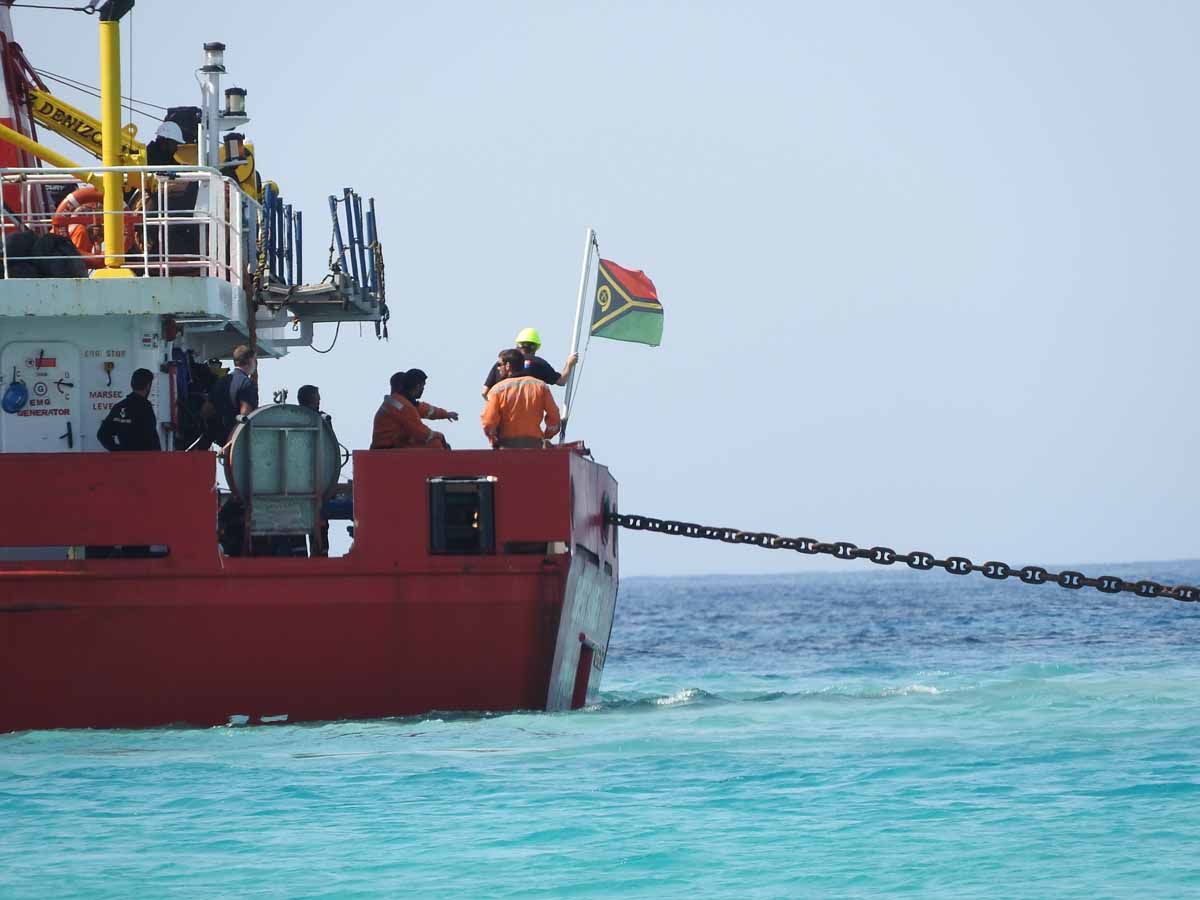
0 445 618 732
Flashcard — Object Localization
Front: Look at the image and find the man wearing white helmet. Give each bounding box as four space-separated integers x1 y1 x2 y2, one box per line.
146 119 184 166
144 118 199 264
480 327 578 399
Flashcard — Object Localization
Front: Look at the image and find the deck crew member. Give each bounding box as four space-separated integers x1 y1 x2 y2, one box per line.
370 371 450 450
143 119 201 266
480 327 578 399
146 120 184 166
297 384 320 412
481 349 561 449
209 345 258 446
97 368 161 451
400 369 459 424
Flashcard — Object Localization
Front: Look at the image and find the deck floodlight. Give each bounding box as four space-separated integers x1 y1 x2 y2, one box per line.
202 42 226 73
223 132 246 165
224 87 247 117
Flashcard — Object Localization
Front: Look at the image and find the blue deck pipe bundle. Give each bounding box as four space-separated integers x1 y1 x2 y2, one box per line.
352 193 368 297
284 203 294 285
295 210 303 284
365 198 378 296
328 194 348 276
342 187 361 289
274 199 285 282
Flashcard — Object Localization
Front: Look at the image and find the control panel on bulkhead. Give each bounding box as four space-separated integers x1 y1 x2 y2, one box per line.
0 342 79 452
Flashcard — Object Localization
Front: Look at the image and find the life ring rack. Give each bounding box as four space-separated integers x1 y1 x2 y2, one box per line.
49 185 141 269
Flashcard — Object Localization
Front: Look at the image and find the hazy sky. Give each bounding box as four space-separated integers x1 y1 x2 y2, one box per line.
19 1 1200 577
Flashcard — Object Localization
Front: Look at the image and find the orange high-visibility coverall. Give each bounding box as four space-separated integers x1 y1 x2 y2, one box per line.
370 395 448 449
481 375 561 446
416 400 454 421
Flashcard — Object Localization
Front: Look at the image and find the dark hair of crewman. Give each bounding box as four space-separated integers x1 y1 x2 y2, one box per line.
498 348 524 371
401 369 427 394
130 368 154 392
389 371 407 394
297 384 319 408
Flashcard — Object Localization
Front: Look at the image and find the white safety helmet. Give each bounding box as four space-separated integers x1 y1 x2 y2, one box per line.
155 120 185 143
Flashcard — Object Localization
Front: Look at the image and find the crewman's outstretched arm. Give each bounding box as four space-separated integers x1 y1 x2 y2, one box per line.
419 401 459 422
554 352 579 386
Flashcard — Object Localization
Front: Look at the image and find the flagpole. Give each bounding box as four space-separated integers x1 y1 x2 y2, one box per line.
560 226 595 443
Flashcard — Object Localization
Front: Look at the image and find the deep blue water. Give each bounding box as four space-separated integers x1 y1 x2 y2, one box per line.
3 561 1199 898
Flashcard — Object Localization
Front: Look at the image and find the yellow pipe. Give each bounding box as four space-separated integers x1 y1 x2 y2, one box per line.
93 16 132 277
0 122 100 186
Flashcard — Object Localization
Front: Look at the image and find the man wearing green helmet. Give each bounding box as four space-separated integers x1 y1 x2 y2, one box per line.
480 327 578 399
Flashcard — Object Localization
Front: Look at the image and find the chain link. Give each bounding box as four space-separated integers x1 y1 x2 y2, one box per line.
608 513 1199 604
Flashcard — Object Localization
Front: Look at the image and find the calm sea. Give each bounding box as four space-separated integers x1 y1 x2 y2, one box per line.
3 562 1199 898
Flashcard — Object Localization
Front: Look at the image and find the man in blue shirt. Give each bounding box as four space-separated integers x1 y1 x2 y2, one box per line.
209 345 259 446
480 327 577 399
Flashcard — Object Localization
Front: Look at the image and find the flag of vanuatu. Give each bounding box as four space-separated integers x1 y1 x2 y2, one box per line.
590 259 663 347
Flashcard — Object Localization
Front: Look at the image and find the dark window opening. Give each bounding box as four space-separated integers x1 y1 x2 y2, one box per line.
84 545 170 559
429 477 495 555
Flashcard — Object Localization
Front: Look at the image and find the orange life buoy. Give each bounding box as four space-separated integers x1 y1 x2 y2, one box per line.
50 185 141 269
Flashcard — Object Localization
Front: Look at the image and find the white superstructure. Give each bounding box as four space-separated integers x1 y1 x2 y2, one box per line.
0 37 387 454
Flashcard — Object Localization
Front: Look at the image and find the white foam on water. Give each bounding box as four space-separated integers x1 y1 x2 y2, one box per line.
654 688 705 706
883 684 941 697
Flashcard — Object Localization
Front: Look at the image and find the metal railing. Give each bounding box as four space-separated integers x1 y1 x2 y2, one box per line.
0 165 262 291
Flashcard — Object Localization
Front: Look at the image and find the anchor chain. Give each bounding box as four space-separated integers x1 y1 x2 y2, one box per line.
608 513 1199 604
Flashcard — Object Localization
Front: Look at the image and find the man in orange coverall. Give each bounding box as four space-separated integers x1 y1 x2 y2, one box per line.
370 369 457 449
481 348 561 449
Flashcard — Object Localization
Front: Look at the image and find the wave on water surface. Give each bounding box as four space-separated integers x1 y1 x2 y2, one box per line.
594 680 949 712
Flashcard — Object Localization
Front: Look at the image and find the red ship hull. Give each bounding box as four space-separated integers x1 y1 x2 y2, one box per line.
0 446 619 732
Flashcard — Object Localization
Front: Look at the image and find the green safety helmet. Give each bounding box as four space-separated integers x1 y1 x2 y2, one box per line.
515 327 542 348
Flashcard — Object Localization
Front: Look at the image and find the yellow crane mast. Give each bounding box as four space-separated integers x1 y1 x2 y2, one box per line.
27 86 146 166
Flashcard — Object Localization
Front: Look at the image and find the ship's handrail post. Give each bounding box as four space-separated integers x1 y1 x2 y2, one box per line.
234 185 247 295
212 173 224 281
139 169 149 276
160 173 170 275
203 173 216 279
560 226 596 443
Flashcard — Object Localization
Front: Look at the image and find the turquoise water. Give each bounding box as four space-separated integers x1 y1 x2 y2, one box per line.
3 562 1199 897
